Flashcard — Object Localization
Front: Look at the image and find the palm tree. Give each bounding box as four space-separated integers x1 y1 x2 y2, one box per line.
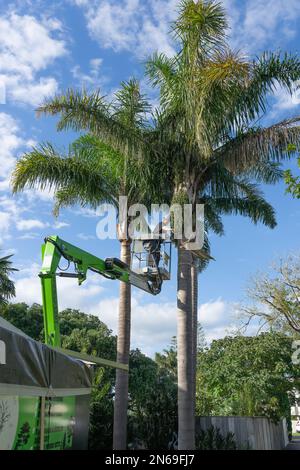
0 254 17 306
12 2 300 450
12 79 165 449
146 0 300 449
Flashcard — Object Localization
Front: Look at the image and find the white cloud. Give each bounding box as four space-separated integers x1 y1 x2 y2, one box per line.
18 232 40 240
77 233 96 240
71 57 109 89
71 0 300 60
0 212 11 244
199 298 238 344
0 13 67 106
0 190 68 240
71 0 177 58
0 113 25 181
13 259 237 355
9 77 59 107
53 221 70 229
0 113 34 192
0 13 65 77
16 219 47 231
23 186 56 203
15 267 105 312
199 298 229 327
225 0 300 52
272 85 300 113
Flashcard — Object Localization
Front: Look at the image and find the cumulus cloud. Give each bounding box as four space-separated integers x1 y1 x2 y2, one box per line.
16 219 47 231
0 189 69 242
77 233 97 240
0 13 67 106
14 259 237 355
0 113 25 183
271 85 300 115
199 298 238 344
0 211 11 244
14 266 106 312
71 57 109 90
53 221 70 229
224 0 300 52
71 0 300 60
71 0 177 58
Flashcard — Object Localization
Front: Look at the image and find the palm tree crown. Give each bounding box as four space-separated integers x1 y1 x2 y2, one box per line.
0 255 17 306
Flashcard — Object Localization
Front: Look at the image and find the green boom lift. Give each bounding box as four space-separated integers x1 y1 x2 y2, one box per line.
39 235 168 369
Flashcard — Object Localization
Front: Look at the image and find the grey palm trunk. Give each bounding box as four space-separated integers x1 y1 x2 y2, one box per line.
191 258 198 419
177 244 195 450
113 239 131 450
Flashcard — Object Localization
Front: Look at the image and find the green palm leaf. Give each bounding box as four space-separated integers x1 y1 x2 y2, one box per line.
0 255 17 306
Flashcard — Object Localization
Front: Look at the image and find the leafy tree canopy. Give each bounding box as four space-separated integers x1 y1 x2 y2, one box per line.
238 254 300 335
196 332 300 422
0 255 17 306
284 145 300 198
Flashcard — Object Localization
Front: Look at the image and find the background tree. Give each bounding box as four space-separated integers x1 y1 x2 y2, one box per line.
0 255 16 306
127 349 177 449
196 332 300 424
284 145 300 198
238 254 300 335
155 337 178 380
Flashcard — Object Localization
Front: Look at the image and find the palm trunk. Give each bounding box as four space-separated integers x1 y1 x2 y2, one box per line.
177 244 195 450
113 239 131 450
191 258 198 418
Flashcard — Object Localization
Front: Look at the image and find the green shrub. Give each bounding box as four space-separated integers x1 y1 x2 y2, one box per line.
196 426 237 450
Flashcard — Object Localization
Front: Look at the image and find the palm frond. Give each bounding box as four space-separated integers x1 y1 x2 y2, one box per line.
217 118 300 173
0 254 17 305
241 160 283 184
192 233 213 271
53 184 114 216
146 53 177 89
37 89 150 158
234 52 300 124
11 144 118 207
203 201 224 235
113 78 151 129
173 0 228 55
209 195 277 228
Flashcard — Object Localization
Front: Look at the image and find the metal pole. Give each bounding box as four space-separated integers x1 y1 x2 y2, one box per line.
40 396 46 450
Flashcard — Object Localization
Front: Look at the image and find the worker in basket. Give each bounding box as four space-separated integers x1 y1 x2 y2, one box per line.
142 216 171 271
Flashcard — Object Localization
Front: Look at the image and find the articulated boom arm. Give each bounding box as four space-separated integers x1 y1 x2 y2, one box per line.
40 235 160 347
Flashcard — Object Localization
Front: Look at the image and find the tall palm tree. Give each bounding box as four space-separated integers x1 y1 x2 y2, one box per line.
12 2 300 450
0 254 17 306
146 0 300 449
12 79 164 449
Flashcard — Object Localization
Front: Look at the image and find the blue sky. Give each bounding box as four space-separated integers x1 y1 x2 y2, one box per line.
0 0 300 356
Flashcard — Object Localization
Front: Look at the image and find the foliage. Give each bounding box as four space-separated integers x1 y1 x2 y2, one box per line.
238 254 300 334
88 368 115 449
155 336 177 380
128 349 177 450
196 333 300 422
196 426 237 450
0 255 17 306
284 143 300 198
12 81 169 215
0 302 44 340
